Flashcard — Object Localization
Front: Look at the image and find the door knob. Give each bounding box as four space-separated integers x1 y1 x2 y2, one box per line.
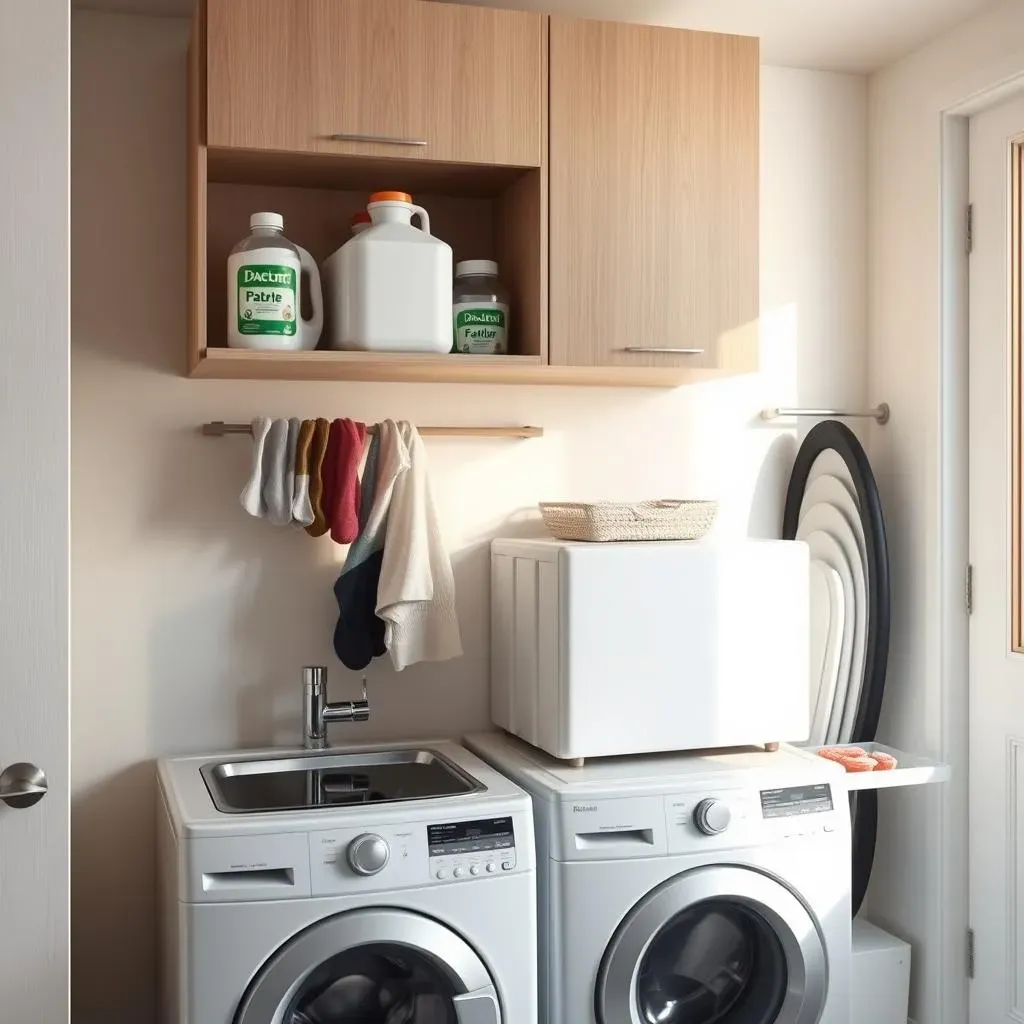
0 762 47 809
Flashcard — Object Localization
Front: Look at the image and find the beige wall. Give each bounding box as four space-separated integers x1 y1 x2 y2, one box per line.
71 10 868 1021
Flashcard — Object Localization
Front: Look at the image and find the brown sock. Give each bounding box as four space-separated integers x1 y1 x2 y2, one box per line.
304 418 332 537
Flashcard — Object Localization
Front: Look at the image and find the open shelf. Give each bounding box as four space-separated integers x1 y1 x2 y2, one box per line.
809 742 951 791
191 143 548 381
192 348 545 384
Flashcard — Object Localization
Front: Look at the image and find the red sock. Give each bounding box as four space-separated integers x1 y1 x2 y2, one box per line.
330 418 367 544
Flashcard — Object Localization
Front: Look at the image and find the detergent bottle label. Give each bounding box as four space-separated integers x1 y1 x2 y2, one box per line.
453 304 509 354
236 264 297 336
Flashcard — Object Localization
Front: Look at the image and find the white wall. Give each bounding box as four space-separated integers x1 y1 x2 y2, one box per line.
0 2 70 1020
70 11 867 1021
867 3 1024 1023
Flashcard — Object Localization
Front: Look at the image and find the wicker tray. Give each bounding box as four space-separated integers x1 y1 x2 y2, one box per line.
538 500 717 542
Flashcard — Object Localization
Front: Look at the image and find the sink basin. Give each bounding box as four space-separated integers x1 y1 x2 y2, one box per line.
200 748 483 814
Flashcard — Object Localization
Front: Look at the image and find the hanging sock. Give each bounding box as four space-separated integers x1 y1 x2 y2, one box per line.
291 419 316 527
304 418 331 538
239 416 272 518
329 418 368 545
334 421 411 669
262 419 292 526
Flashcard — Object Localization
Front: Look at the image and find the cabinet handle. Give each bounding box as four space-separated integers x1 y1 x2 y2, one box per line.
619 346 705 355
329 133 428 147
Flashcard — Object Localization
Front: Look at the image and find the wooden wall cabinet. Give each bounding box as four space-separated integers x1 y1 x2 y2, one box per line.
207 0 545 168
190 1 759 387
549 16 759 376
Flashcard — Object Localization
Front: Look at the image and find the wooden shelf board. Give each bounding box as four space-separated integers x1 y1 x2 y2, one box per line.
191 348 714 387
207 146 532 199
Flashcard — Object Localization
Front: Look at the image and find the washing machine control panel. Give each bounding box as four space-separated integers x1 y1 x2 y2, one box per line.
308 814 523 895
428 816 517 881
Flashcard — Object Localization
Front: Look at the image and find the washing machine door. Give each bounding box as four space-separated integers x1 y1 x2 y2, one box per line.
597 865 827 1024
235 908 501 1024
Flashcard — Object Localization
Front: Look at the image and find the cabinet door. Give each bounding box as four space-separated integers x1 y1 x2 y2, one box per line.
549 18 758 370
401 2 546 167
312 0 545 166
207 0 545 169
207 0 321 152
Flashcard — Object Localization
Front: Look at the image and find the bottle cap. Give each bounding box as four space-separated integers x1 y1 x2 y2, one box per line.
369 191 413 204
250 212 284 230
351 211 372 225
455 260 499 278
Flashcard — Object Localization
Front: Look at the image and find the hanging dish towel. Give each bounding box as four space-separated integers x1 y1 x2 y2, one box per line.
376 421 462 670
333 424 410 670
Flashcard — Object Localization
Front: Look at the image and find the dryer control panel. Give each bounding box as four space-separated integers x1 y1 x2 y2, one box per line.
553 780 849 861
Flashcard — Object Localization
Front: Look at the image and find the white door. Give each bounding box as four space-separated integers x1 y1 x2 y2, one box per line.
0 1 71 1020
969 91 1024 1024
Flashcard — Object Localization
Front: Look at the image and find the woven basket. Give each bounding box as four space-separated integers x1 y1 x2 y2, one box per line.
538 500 718 543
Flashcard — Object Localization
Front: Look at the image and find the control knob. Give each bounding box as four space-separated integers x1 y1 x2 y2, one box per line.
694 799 732 836
347 833 390 875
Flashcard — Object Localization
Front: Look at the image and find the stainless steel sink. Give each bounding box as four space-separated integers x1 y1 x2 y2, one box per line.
201 748 483 814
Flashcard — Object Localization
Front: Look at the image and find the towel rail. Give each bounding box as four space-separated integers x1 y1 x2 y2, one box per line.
761 404 890 425
201 421 543 439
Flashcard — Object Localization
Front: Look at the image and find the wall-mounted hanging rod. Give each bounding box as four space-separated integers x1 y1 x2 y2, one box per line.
761 403 890 426
200 421 544 440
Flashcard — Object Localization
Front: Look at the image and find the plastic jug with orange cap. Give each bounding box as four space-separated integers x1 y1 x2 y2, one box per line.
322 191 453 353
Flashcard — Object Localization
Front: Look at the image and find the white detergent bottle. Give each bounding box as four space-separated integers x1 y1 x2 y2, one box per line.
326 191 452 353
227 212 323 351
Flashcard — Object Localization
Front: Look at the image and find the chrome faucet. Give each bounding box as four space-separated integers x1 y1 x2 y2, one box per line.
302 666 370 750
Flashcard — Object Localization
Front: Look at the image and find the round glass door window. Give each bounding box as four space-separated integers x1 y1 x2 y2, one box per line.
634 900 787 1024
234 909 501 1024
285 942 458 1024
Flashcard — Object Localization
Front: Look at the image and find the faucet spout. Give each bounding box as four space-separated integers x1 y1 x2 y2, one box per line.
302 667 370 750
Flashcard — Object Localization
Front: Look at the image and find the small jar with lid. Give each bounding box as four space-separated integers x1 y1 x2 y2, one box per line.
452 260 510 354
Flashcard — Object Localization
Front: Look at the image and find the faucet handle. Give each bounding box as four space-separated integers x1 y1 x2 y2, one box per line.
353 675 370 722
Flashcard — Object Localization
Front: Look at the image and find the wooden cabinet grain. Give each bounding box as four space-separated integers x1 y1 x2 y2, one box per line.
192 3 759 386
548 16 759 374
206 0 545 169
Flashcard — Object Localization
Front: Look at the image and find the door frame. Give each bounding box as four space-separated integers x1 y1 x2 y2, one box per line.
941 70 1024 1024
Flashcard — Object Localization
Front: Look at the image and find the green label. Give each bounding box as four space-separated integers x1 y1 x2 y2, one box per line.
237 264 297 336
452 303 509 354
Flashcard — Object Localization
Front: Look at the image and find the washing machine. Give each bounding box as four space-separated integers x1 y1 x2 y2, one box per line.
465 732 851 1024
157 739 537 1024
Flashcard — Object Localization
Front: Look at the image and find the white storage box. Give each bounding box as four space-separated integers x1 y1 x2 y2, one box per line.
852 918 911 1024
490 538 810 761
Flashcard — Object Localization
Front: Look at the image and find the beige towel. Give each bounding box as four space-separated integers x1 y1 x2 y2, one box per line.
376 422 462 670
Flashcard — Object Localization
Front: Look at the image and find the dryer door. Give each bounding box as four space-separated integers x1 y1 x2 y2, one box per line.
235 908 501 1024
597 866 827 1024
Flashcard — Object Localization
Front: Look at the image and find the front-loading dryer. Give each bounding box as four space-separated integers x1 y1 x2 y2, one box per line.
158 739 537 1024
466 732 851 1024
